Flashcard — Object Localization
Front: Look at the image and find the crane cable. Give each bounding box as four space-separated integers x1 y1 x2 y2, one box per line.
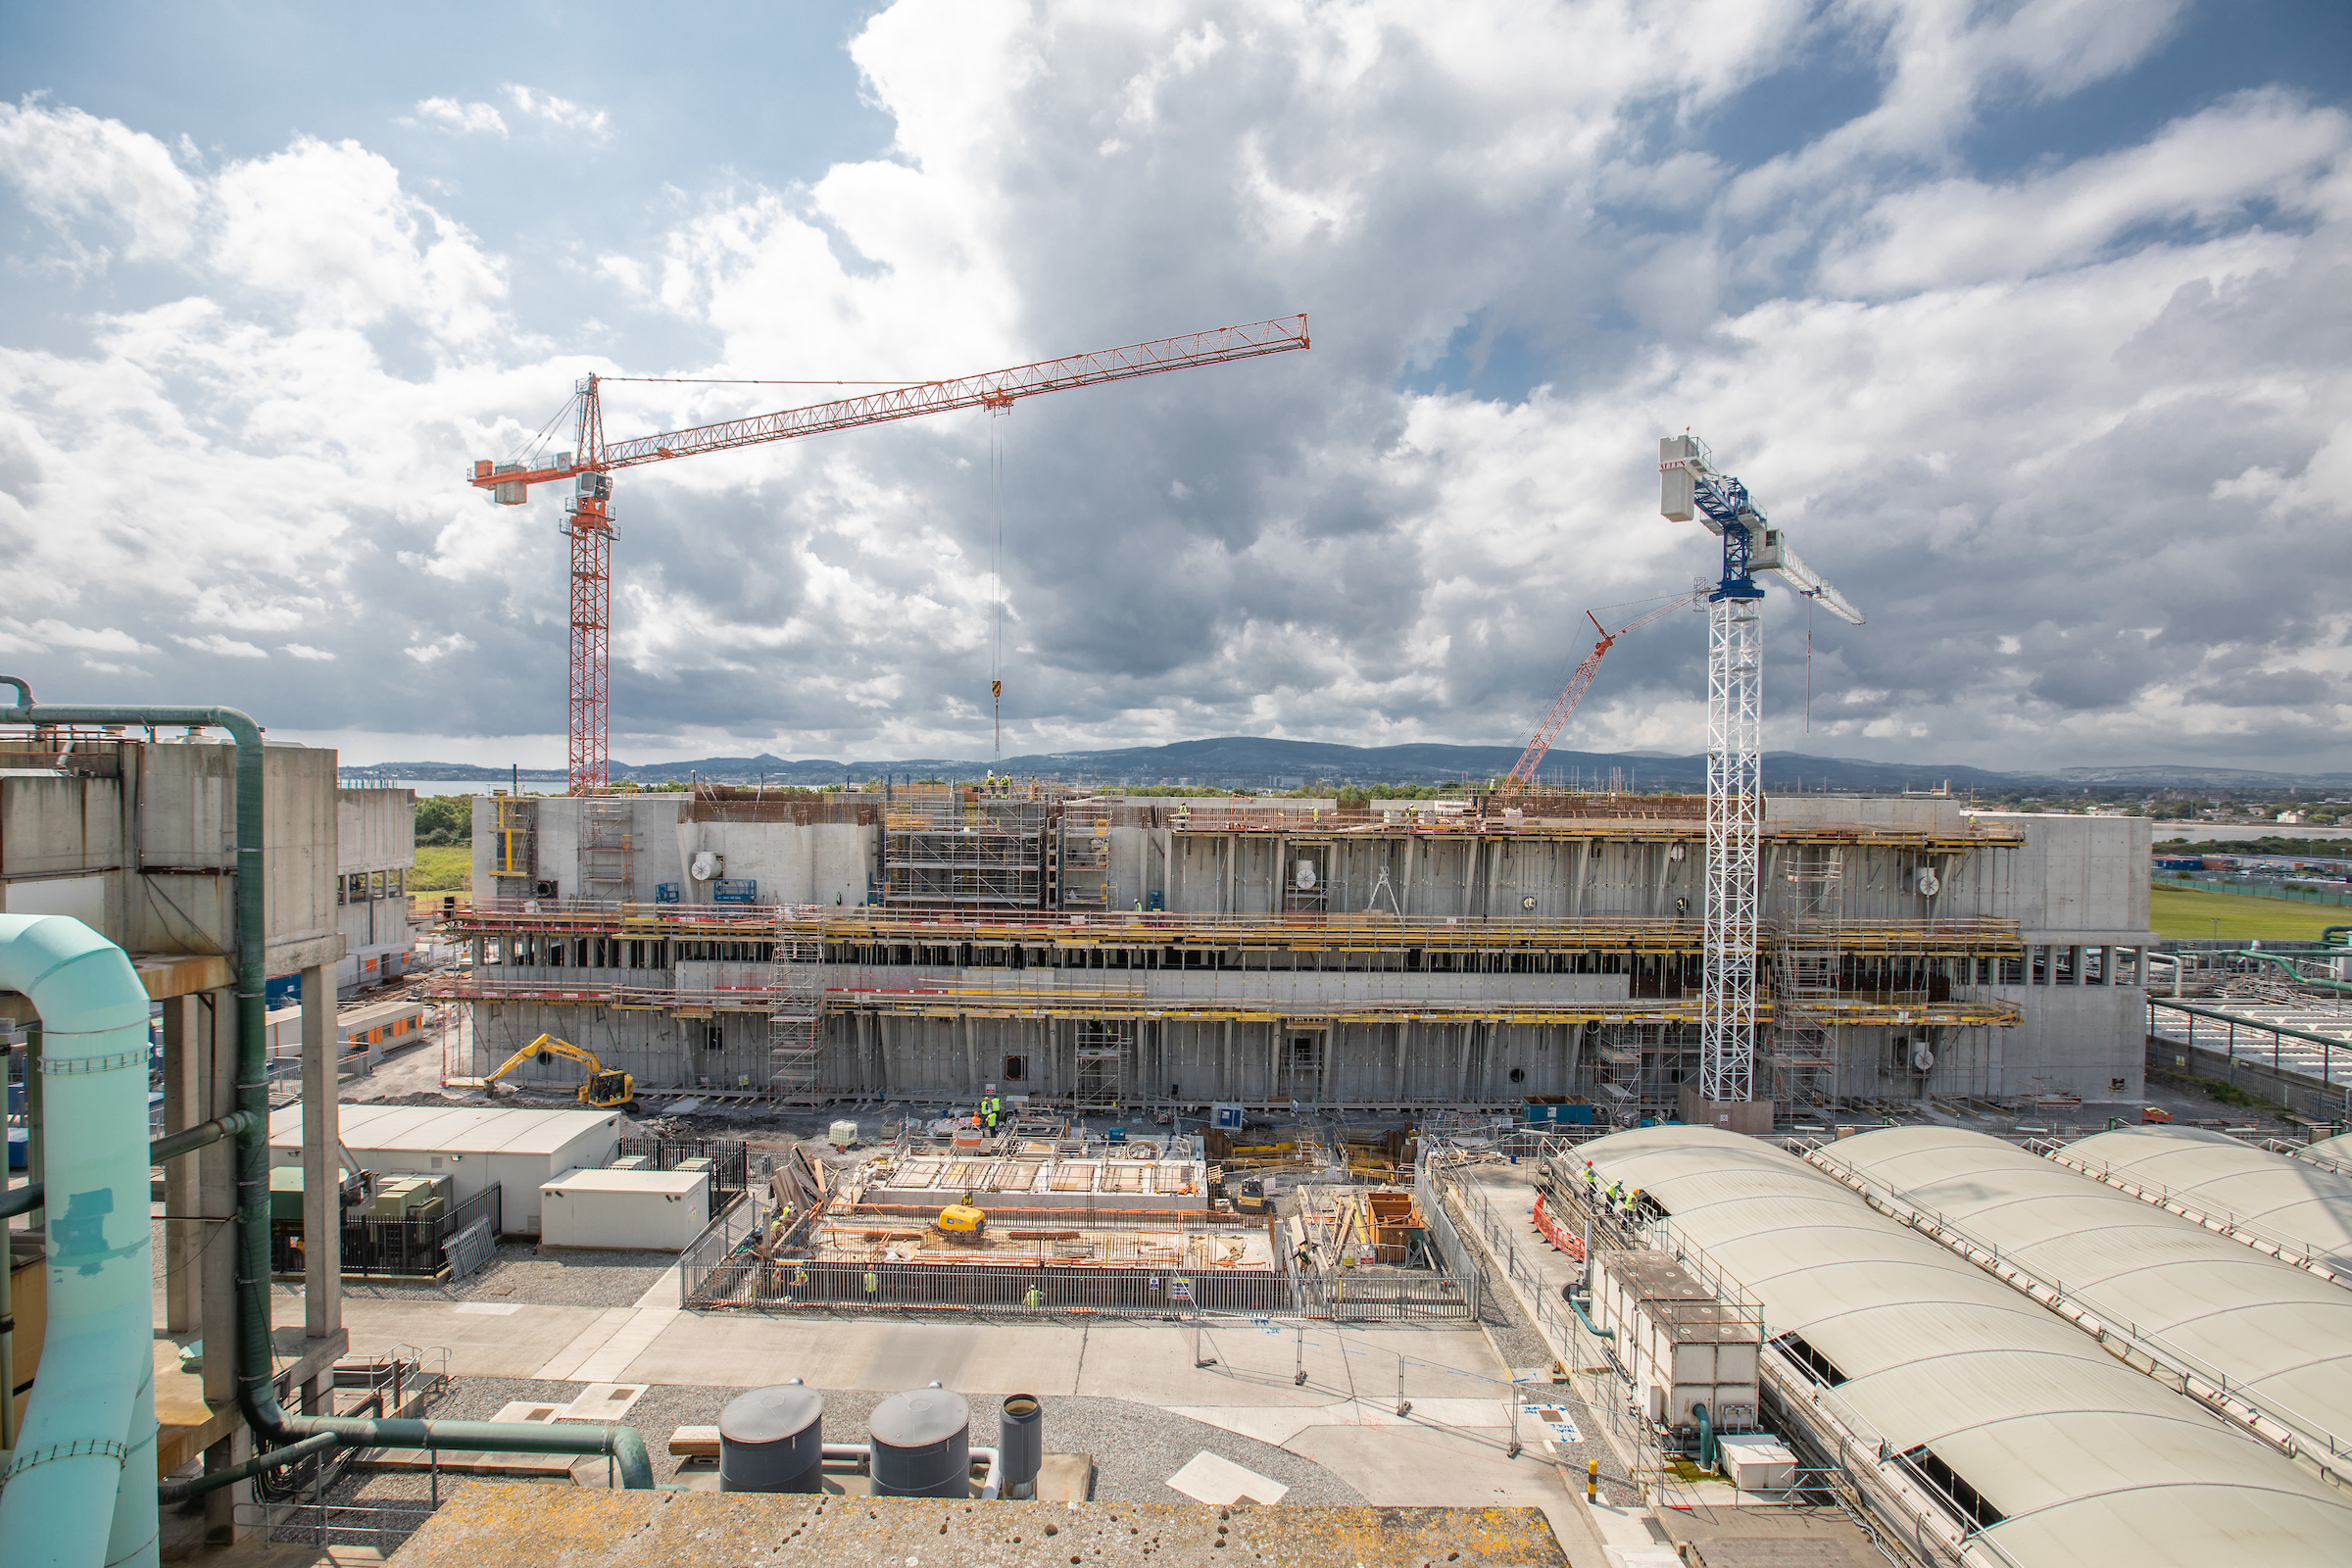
990 417 1006 760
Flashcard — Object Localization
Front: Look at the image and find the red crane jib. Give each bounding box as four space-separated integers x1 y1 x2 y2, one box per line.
1505 593 1697 789
469 316 1309 796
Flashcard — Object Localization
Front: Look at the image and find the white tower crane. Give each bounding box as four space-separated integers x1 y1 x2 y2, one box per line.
1659 435 1864 1113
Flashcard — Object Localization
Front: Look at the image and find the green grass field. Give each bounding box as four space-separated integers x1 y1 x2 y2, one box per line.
2149 883 2347 942
408 844 470 894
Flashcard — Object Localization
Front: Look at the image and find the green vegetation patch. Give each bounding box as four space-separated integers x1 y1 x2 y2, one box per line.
409 845 470 893
415 795 470 846
2148 884 2344 942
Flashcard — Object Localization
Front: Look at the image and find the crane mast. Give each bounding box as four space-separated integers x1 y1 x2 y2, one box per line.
1660 435 1863 1114
471 316 1311 795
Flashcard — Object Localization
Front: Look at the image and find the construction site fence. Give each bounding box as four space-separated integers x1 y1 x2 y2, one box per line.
676 1193 1473 1320
614 1135 749 1218
2158 872 2352 906
680 1251 1473 1321
270 1183 503 1280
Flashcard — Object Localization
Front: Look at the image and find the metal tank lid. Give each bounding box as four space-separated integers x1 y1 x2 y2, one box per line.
719 1384 825 1444
870 1388 970 1447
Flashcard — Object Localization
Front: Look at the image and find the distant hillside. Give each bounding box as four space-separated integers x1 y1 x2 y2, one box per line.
346 736 2344 792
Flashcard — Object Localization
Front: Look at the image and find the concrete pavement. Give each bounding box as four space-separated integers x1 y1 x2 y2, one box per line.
321 1292 1627 1563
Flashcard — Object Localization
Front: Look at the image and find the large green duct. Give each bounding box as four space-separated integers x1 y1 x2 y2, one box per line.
0 914 164 1568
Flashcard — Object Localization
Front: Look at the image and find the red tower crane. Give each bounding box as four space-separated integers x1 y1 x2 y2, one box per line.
470 315 1311 795
1503 592 1698 788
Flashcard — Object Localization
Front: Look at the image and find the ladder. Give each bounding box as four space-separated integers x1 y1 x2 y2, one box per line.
766 907 825 1103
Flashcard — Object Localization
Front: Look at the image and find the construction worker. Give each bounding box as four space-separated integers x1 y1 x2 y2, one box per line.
863 1266 880 1302
1024 1282 1044 1309
982 1085 1001 1135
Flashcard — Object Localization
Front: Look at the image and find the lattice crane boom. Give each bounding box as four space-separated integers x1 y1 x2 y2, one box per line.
468 316 1310 795
1504 592 1698 788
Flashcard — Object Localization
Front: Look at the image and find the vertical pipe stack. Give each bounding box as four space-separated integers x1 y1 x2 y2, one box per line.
998 1395 1042 1500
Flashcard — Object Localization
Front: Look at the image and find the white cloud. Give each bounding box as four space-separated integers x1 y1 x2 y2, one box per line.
502 85 609 137
1821 91 2352 295
173 633 269 659
3 2 2348 775
0 619 159 655
0 96 200 263
407 97 508 136
404 632 476 664
211 136 506 337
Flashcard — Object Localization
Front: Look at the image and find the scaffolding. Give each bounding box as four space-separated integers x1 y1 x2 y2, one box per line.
884 786 1045 906
766 907 825 1103
578 800 634 904
1054 802 1113 909
1073 1018 1131 1113
1771 847 1843 1112
492 795 537 900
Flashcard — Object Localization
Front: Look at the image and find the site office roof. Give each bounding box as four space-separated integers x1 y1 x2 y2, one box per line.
268 1102 621 1156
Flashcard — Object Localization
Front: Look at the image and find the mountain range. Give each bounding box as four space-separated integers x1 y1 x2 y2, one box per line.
342 737 2352 793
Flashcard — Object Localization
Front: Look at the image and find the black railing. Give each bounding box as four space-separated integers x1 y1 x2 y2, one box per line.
616 1136 748 1218
270 1183 504 1279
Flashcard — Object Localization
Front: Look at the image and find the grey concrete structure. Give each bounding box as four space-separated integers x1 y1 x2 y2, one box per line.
336 784 416 994
445 788 2154 1118
1 731 350 1537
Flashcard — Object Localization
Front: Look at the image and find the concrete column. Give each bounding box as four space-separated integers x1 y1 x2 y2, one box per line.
1220 1019 1232 1100
199 984 254 1540
199 987 239 1409
300 962 340 1342
162 994 202 1335
1396 1020 1410 1105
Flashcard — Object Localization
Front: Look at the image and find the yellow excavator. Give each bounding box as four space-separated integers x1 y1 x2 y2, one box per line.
482 1033 638 1110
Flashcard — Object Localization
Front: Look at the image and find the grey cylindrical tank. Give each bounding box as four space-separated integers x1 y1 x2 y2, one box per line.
718 1382 825 1493
869 1388 971 1498
998 1394 1042 1499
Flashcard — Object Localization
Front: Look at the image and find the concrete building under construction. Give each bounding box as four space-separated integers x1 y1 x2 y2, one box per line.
441 784 2152 1121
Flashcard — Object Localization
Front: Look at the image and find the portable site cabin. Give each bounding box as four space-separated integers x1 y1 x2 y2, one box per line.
268 1102 625 1236
538 1168 711 1250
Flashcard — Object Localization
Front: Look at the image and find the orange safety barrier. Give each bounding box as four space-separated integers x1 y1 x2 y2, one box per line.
1532 1192 1585 1262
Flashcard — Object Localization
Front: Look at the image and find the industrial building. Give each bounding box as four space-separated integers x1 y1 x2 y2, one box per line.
1571 1124 2352 1565
1815 1124 2352 1483
443 784 2152 1120
265 1102 625 1236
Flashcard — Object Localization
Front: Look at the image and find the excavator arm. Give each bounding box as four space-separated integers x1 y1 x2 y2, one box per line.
481 1033 637 1110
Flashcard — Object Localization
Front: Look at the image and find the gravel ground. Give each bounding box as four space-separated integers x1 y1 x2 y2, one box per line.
338 1240 677 1307
152 1216 673 1309
269 1376 1361 1548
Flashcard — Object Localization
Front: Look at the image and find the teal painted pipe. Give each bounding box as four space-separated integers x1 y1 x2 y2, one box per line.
1693 1400 1715 1472
1566 1295 1614 1340
0 684 660 1514
147 1109 258 1167
0 913 165 1568
2235 948 2352 995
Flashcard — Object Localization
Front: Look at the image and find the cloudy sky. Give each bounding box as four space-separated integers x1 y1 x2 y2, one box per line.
3 1 2348 773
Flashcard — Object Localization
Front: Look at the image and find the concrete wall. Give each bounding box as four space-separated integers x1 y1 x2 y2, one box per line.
0 739 343 977
467 1003 1598 1106
337 788 416 874
462 794 2156 1107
